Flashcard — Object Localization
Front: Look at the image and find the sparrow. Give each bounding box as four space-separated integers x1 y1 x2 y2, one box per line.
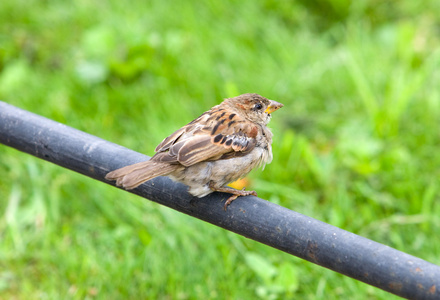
105 93 283 209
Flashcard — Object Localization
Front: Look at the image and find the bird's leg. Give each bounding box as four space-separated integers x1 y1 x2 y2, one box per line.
209 182 257 210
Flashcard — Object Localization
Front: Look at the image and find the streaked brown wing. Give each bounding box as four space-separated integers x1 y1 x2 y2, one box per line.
151 108 258 167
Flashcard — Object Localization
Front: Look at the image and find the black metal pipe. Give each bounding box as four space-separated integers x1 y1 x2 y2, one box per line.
0 101 439 299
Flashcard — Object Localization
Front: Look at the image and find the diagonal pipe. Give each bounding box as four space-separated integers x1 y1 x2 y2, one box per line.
0 101 439 299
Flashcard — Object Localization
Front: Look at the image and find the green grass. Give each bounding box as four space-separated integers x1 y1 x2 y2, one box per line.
1 0 440 298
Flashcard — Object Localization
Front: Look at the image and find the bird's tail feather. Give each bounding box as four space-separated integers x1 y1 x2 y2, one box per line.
105 160 178 190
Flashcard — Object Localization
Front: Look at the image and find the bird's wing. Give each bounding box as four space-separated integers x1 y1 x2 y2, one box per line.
152 107 259 167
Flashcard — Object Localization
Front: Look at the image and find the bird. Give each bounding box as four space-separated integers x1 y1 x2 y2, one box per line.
105 93 283 210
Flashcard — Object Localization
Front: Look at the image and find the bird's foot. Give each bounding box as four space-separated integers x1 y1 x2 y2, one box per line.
208 182 257 210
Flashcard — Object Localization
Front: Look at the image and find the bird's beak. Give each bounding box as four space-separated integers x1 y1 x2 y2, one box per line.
265 100 284 114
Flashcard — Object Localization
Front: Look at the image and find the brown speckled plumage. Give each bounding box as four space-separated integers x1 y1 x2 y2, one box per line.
105 93 283 209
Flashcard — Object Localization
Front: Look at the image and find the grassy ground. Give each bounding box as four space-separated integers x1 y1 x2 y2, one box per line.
1 0 440 299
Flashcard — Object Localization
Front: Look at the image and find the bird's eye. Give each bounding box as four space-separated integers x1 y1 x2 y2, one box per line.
254 103 262 110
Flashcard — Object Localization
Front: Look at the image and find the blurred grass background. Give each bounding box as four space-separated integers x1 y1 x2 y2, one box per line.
1 0 440 299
